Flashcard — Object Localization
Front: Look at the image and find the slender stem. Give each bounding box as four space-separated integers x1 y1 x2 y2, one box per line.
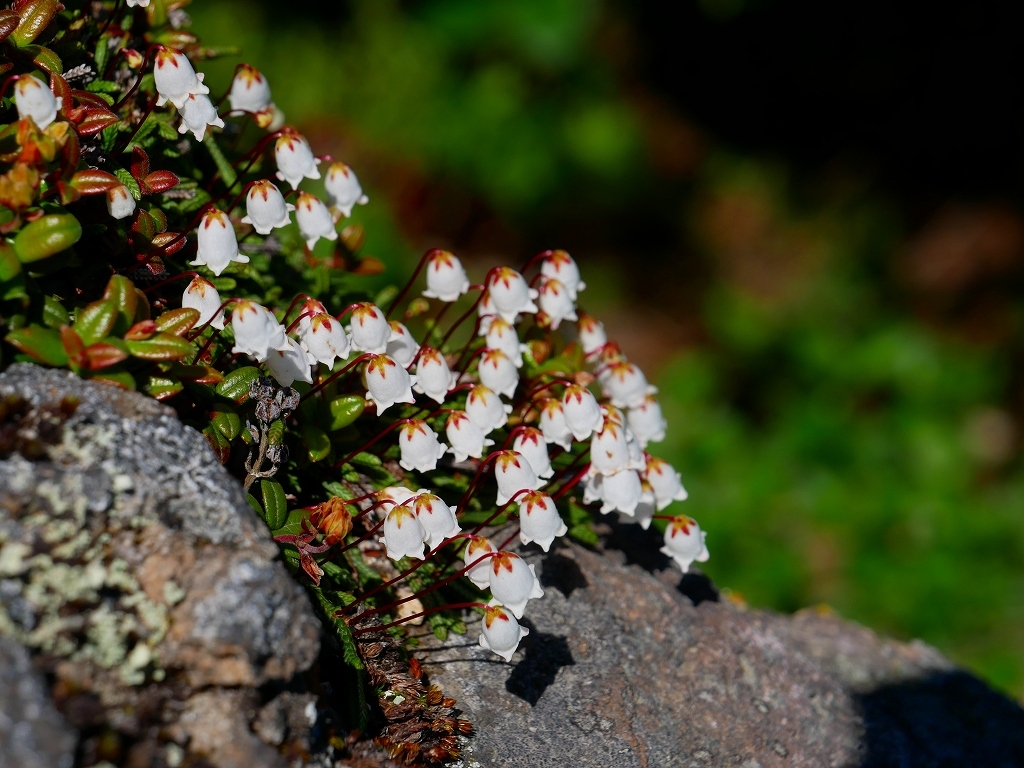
301 353 372 401
386 248 441 319
351 601 488 635
111 43 160 112
140 270 198 294
332 419 410 469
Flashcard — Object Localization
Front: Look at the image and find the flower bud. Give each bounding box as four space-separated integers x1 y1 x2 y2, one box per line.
242 180 294 235
562 384 602 441
325 162 369 217
446 410 493 462
399 420 446 473
364 354 416 415
462 536 496 588
191 208 248 276
493 450 542 506
660 515 709 572
466 384 511 433
597 469 643 516
627 394 667 447
15 75 62 129
484 317 524 367
413 347 458 403
386 321 419 368
154 48 209 109
299 313 350 367
602 361 655 409
486 267 538 322
310 497 352 546
478 348 519 398
537 277 577 330
275 133 321 189
644 457 688 510
230 300 289 361
227 64 272 114
106 185 136 220
479 603 530 662
177 93 225 141
539 398 574 449
577 312 607 355
411 493 460 549
422 250 470 302
182 276 225 330
295 192 337 249
348 302 390 353
518 491 566 552
590 422 631 476
512 427 553 480
541 250 586 299
488 552 544 618
380 504 428 562
264 336 314 387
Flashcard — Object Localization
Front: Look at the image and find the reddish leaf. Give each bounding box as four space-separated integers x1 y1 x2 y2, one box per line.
153 307 199 336
125 332 194 361
130 209 157 243
56 180 80 206
6 325 69 367
60 129 80 181
141 170 178 194
11 0 61 47
69 169 120 195
175 365 222 385
49 72 71 111
299 551 324 586
124 319 157 340
84 342 128 370
0 10 20 44
25 44 61 74
202 424 230 464
151 231 186 255
74 107 119 136
71 90 111 109
59 324 86 368
130 146 150 181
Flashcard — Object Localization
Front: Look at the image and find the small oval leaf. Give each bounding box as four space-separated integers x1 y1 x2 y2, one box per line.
215 366 260 403
328 395 365 431
153 306 199 336
73 298 118 346
11 0 59 47
5 325 69 366
13 213 82 263
261 479 288 530
125 332 194 361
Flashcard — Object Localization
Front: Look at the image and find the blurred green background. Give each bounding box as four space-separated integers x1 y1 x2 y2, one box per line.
190 0 1024 698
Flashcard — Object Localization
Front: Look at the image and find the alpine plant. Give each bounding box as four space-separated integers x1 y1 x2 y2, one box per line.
0 1 707 764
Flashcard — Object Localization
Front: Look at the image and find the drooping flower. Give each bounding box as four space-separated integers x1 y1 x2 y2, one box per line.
386 321 419 368
589 422 631 476
493 450 542 506
413 347 458 403
411 493 460 549
486 267 538 322
597 469 644 516
275 132 321 189
446 410 494 462
466 384 511 433
191 208 248 276
230 300 289 362
422 250 470 302
577 312 607 355
476 290 498 334
380 504 429 562
324 162 369 217
539 398 573 450
398 420 446 473
562 384 603 441
462 536 497 589
660 515 709 572
377 486 418 507
518 491 566 552
541 250 586 299
14 75 62 129
627 394 667 447
295 192 337 249
299 313 350 367
484 317 525 367
241 180 294 235
513 427 554 480
125 0 151 7
602 361 655 409
537 277 577 330
181 276 225 330
478 348 519 398
364 354 416 415
628 480 656 530
106 185 136 220
177 93 225 141
479 604 530 662
264 336 314 387
347 302 390 354
644 457 688 510
154 48 208 109
227 64 273 114
488 552 544 618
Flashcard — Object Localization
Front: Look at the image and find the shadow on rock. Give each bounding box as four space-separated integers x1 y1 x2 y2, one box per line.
858 670 1024 767
540 549 588 597
505 620 575 706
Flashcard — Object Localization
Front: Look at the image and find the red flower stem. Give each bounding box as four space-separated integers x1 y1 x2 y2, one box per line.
523 377 574 401
451 316 485 372
284 309 315 334
190 327 221 364
204 129 285 194
332 419 411 469
113 93 156 155
552 462 592 501
435 284 489 353
454 451 504 517
519 249 553 276
112 43 161 112
301 353 372 401
140 270 198 294
187 297 240 340
501 425 529 450
652 515 682 521
409 302 453 367
334 303 363 321
282 293 314 324
385 248 441 319
351 601 489 635
496 526 521 551
455 344 486 376
96 0 124 40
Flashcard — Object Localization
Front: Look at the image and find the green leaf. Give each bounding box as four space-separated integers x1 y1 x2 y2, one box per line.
202 424 230 464
142 375 183 401
313 589 364 670
5 325 68 366
126 332 194 361
246 493 263 517
203 133 237 188
102 275 138 335
23 44 61 74
328 395 365 431
267 419 285 446
114 167 142 201
13 214 82 263
11 0 59 46
261 479 288 530
302 424 331 462
0 240 20 281
73 298 118 346
349 451 382 468
91 370 136 390
153 307 200 336
210 407 241 441
92 35 109 74
215 366 260 403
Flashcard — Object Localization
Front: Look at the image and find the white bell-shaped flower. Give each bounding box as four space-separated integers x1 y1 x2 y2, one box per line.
462 536 496 589
476 290 498 334
386 321 419 368
484 317 525 367
660 515 709 572
153 48 208 109
487 552 544 619
227 64 272 114
590 422 631 476
398 420 446 473
413 347 458 403
275 133 321 189
493 450 542 506
241 179 294 235
541 250 586 299
191 208 248 276
562 384 603 441
479 603 530 662
348 302 390 354
14 75 61 129
177 93 225 141
539 398 574 450
422 250 470 302
295 192 337 249
230 301 289 362
583 472 603 506
537 277 577 330
478 348 519 398
325 162 369 217
518 491 566 552
377 486 418 507
645 457 688 510
466 385 511 433
627 480 656 530
446 410 494 462
364 354 416 415
577 312 607 355
264 336 314 387
512 427 554 480
299 313 350 367
598 469 643 516
411 493 460 549
106 185 136 220
380 504 429 562
627 394 667 447
181 276 225 330
626 431 647 472
125 0 150 6
602 361 656 409
486 267 538 322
